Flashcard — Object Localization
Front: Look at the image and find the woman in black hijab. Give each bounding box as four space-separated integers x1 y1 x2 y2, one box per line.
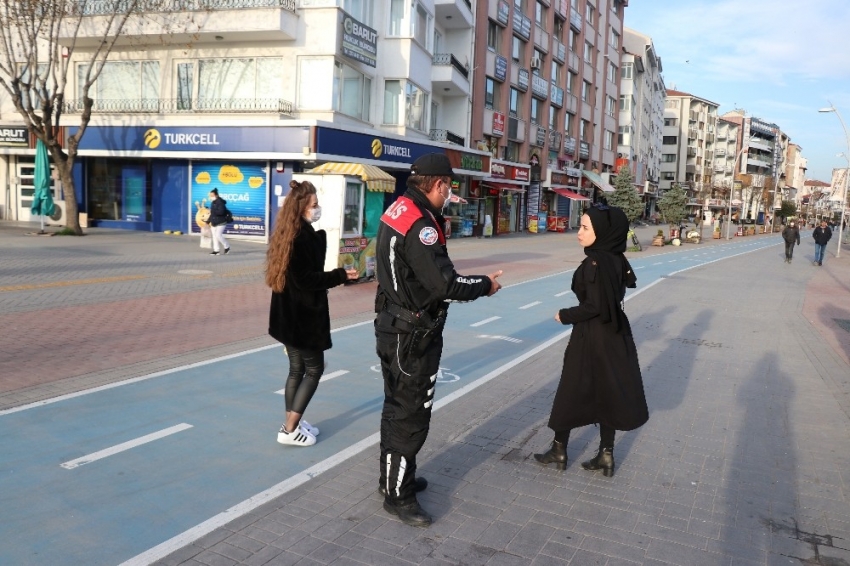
534 203 648 476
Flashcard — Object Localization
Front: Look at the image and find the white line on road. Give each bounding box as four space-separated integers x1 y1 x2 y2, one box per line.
519 301 542 310
470 316 501 327
668 260 677 263
320 370 349 383
652 262 663 265
554 290 571 297
60 424 193 470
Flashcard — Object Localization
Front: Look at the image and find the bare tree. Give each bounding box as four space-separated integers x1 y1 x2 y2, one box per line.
0 0 172 234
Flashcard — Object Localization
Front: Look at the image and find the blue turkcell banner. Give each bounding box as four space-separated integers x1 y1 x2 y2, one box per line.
190 161 268 237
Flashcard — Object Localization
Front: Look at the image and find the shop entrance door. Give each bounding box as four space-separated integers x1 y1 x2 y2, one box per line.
14 156 58 223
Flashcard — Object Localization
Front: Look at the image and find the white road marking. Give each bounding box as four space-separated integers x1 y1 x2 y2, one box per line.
60 424 193 470
554 290 571 297
668 260 677 263
519 301 542 310
470 316 501 327
319 370 349 383
652 262 663 266
477 334 523 343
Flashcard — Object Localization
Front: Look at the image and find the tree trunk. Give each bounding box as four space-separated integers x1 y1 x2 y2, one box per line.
56 160 82 235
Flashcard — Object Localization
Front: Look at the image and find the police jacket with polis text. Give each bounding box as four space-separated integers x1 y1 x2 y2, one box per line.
375 188 491 317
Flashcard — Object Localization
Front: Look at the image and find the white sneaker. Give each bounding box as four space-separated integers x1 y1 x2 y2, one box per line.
300 420 320 437
277 425 316 446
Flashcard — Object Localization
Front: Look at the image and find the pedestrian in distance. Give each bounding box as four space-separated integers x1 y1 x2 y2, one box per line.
535 203 648 477
781 220 800 263
207 188 232 256
374 153 503 527
266 180 358 447
813 219 832 266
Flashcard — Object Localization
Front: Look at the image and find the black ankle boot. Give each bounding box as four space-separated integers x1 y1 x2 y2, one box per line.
581 446 615 477
383 497 432 527
534 440 567 470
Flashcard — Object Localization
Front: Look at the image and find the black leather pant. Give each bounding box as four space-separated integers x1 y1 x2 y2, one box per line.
376 316 442 504
284 346 324 415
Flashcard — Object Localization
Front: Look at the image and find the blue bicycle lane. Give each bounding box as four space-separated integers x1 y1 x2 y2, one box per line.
0 238 779 565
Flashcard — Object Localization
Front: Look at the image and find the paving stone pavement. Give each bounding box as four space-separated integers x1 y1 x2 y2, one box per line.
4 221 850 566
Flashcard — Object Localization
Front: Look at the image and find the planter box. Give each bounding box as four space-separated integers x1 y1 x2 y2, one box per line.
713 231 721 239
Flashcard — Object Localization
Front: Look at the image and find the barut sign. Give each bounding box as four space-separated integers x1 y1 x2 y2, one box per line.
0 127 27 146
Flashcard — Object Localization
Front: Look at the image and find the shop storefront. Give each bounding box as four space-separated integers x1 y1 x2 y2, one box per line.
480 160 530 236
0 126 63 225
545 167 588 231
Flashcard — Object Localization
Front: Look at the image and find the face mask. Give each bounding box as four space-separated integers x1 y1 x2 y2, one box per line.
308 206 322 223
442 188 453 211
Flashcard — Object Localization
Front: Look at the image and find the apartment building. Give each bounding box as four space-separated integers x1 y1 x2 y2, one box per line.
0 0 492 244
660 89 719 222
470 0 628 233
712 118 741 194
617 27 664 216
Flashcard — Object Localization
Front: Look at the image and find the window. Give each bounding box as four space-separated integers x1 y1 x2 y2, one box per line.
333 61 371 120
604 129 614 151
564 112 573 134
580 119 590 141
413 2 431 47
568 29 578 51
175 58 281 111
343 181 364 236
610 30 619 49
605 96 616 117
665 99 680 109
585 2 594 24
512 35 523 62
487 21 502 51
662 135 678 144
581 80 591 102
549 105 557 130
532 48 545 75
618 125 632 145
21 63 50 109
530 98 541 124
87 158 150 222
662 171 675 180
513 0 524 9
388 0 404 35
664 118 678 127
485 77 500 109
554 19 564 42
82 61 160 110
619 95 631 112
550 60 561 83
384 79 429 130
662 154 676 162
607 62 617 83
566 71 576 93
509 87 521 117
535 1 546 28
584 42 593 63
506 141 521 161
343 0 373 26
621 62 633 80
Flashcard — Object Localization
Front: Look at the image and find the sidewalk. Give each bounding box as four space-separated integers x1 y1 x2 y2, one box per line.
145 235 850 566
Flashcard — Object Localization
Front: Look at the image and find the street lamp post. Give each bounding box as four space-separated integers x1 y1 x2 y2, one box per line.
818 103 850 258
726 146 747 240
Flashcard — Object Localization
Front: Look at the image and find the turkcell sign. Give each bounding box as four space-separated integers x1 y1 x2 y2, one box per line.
342 11 377 67
163 133 219 145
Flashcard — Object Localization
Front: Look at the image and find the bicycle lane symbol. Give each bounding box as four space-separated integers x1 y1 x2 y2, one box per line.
369 365 460 383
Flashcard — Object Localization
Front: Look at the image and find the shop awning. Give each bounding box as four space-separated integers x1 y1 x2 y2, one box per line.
582 170 616 193
482 181 526 193
550 188 590 201
307 162 396 193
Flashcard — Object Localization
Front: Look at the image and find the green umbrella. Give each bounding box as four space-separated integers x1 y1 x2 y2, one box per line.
30 139 54 233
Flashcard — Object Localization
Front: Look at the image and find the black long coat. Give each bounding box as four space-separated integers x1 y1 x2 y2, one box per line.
268 220 347 351
548 257 648 432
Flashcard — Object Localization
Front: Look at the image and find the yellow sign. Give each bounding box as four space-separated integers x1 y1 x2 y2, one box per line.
371 138 383 158
144 129 161 149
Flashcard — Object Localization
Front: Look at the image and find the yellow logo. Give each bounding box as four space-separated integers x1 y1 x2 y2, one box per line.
371 138 383 158
143 129 161 149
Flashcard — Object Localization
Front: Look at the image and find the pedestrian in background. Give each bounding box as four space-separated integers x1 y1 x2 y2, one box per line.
813 219 832 266
374 153 502 527
781 220 800 263
207 188 232 256
535 203 648 477
266 180 358 447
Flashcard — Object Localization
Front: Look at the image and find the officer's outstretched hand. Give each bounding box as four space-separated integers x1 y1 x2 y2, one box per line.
486 270 503 296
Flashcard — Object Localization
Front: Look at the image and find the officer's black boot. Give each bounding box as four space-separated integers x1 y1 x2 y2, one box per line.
383 496 432 527
379 476 428 497
581 445 615 477
534 440 567 470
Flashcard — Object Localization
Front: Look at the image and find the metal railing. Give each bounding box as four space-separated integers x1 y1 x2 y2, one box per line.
71 0 297 15
61 97 295 115
432 53 469 79
429 129 465 146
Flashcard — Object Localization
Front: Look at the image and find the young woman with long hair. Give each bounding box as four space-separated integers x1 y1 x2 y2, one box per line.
266 180 358 446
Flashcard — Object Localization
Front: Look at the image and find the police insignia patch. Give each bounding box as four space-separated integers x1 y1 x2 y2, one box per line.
419 227 439 245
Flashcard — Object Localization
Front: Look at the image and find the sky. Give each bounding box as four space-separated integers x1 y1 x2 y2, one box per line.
622 0 850 184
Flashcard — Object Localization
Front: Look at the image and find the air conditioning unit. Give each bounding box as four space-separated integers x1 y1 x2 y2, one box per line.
530 57 542 70
48 200 67 227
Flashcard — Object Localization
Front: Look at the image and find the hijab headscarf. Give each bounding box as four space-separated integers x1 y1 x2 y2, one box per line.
583 203 637 334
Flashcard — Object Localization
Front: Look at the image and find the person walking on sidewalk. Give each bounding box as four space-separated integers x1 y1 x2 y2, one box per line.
374 153 503 527
535 203 648 477
266 180 358 447
207 188 232 256
813 219 832 266
782 220 800 263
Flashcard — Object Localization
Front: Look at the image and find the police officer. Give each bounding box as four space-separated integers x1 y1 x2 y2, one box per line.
374 153 502 527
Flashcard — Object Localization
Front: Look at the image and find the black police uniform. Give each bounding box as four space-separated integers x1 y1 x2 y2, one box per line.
375 187 491 506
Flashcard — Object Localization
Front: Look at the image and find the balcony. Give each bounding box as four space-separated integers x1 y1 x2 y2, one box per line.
568 51 580 72
432 53 470 96
563 135 576 155
549 129 562 152
507 116 527 142
748 139 773 152
530 124 546 147
688 128 698 140
715 149 726 157
565 92 578 114
531 74 549 100
686 165 697 174
434 0 474 28
61 97 294 116
552 40 566 64
706 133 715 143
687 147 697 157
714 163 725 172
747 155 772 169
534 25 550 53
550 84 564 108
513 7 532 40
579 141 590 159
429 129 465 146
569 7 582 32
554 0 567 19
65 0 299 45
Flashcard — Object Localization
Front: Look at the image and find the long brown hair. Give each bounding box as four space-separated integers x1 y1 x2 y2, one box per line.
265 179 317 292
